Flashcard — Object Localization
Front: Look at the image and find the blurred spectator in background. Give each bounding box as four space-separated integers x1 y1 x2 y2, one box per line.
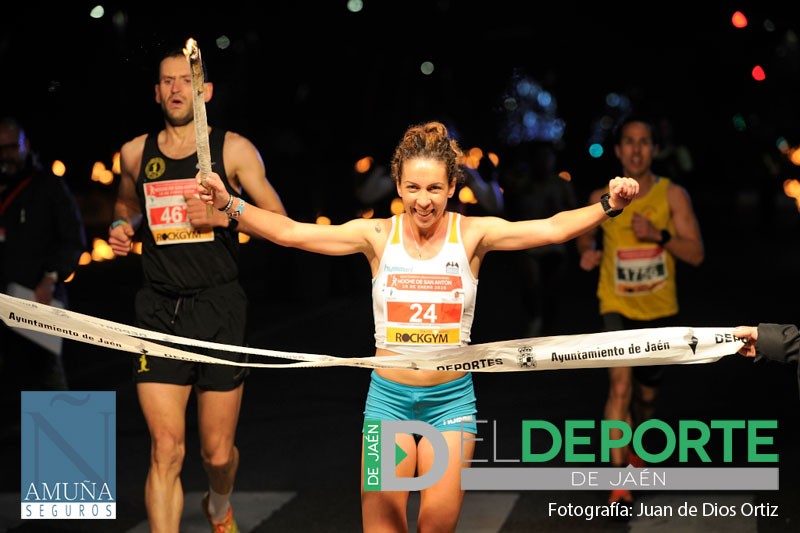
0 116 86 437
500 141 576 336
495 69 573 336
652 117 694 180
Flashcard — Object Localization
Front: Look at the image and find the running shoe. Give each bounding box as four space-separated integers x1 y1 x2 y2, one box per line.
202 492 239 533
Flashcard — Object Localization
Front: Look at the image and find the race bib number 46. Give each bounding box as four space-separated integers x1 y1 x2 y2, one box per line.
144 179 213 245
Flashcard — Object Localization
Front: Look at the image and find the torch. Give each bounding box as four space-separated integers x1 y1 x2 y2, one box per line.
183 38 213 217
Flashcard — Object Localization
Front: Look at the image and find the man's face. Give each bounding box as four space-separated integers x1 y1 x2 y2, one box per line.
0 126 27 176
614 121 657 179
155 56 195 127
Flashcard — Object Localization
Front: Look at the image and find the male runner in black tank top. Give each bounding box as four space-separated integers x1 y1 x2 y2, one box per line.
108 47 285 533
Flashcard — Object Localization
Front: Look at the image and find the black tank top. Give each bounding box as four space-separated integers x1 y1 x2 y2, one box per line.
136 128 240 295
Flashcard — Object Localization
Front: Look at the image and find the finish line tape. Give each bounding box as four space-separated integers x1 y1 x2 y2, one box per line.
0 293 744 372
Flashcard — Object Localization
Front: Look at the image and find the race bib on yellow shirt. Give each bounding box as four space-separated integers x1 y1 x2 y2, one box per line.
614 247 668 294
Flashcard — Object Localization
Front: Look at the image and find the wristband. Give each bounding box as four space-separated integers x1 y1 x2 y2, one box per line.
110 219 129 232
659 229 672 246
219 193 235 213
228 198 245 219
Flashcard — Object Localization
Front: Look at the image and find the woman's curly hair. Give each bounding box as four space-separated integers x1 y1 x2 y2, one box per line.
390 121 464 185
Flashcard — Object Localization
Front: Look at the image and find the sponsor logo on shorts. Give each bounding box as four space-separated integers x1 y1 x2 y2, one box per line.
136 354 149 373
442 415 474 426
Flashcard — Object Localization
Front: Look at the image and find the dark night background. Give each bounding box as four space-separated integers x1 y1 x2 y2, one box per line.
3 1 800 230
3 2 800 531
0 0 792 324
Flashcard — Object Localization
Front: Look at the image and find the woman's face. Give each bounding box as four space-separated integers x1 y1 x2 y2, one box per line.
396 158 455 228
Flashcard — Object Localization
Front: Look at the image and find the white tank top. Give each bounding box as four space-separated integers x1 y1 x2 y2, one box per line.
372 212 478 353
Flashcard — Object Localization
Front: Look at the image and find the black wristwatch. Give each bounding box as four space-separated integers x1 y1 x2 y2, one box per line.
599 193 623 218
659 229 672 246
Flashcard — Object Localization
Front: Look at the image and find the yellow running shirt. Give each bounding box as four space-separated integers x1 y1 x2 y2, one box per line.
597 177 678 320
